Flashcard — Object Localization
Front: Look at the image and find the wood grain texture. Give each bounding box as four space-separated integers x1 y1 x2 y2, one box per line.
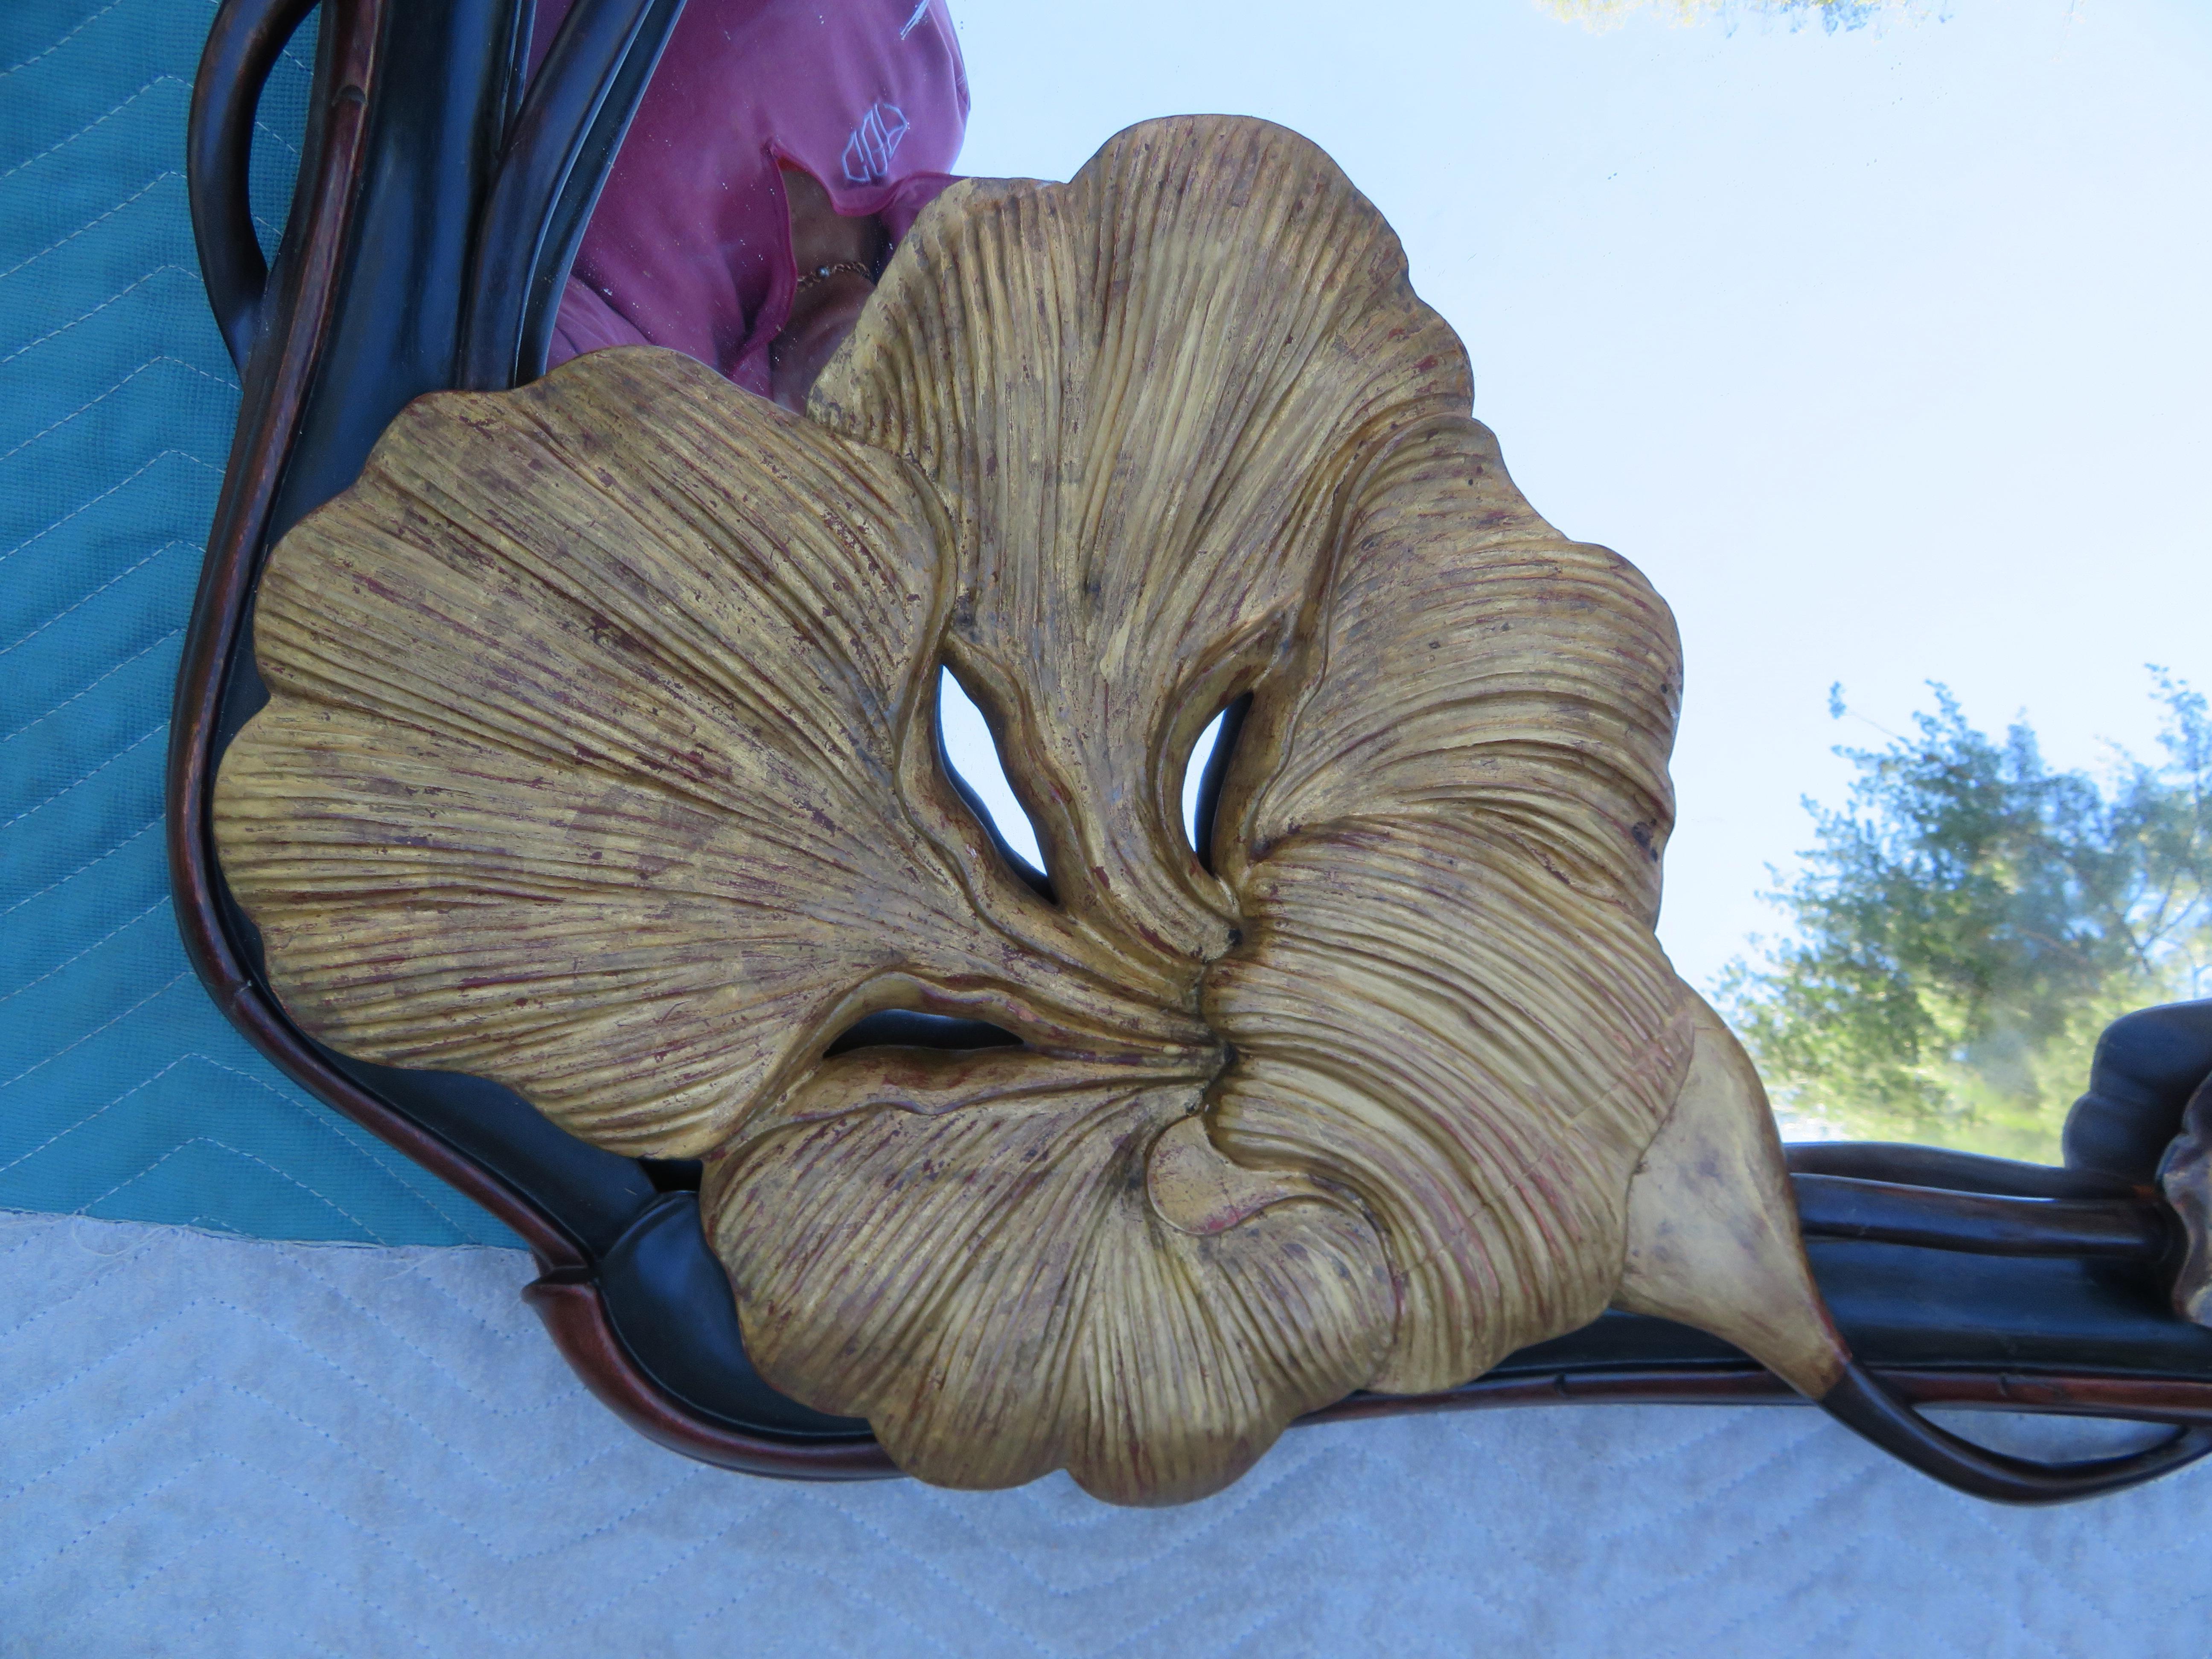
217 115 1851 1504
809 119 1472 991
217 349 1198 1158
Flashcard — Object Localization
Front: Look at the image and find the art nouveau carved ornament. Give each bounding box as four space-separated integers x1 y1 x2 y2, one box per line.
212 117 2201 1505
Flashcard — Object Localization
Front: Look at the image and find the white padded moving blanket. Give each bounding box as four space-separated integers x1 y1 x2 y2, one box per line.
4 1208 2207 1656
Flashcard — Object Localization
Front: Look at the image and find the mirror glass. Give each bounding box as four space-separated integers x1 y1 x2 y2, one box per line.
563 0 2212 1159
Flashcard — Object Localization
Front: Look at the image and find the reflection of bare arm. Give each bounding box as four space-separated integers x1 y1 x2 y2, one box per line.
770 166 887 412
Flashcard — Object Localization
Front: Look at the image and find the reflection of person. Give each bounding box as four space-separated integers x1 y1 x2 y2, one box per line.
533 0 969 410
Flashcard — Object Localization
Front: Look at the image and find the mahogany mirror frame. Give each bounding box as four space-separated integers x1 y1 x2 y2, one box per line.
168 0 2212 1487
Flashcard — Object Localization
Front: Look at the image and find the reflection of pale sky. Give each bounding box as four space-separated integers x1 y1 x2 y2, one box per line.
939 0 2212 992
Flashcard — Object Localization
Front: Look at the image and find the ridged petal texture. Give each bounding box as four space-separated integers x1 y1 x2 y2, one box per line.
217 350 1197 1159
1206 417 1694 1392
808 117 1471 985
218 116 1792 1504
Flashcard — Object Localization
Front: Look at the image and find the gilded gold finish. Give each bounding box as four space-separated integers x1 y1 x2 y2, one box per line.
214 116 1851 1505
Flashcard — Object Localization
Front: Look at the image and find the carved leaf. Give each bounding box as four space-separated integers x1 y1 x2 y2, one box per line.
217 350 1200 1158
705 1051 1393 1505
218 116 1845 1504
1206 417 1696 1391
799 119 1697 1405
810 117 1471 987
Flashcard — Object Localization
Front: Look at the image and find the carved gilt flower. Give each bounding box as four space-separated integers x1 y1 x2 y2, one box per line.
215 117 1838 1505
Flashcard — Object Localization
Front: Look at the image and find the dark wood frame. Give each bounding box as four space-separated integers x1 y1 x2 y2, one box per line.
172 0 883 1479
171 0 2212 1487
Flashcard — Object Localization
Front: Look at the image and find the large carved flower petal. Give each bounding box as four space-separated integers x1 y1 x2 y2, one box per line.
703 1049 1394 1504
217 114 1846 1508
810 116 1472 987
216 349 1197 1157
757 123 1713 1466
1205 416 1698 1391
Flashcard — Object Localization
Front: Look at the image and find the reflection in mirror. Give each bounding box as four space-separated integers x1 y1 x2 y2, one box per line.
942 0 2212 1165
1184 693 1250 877
1722 682 2212 1161
937 665 1049 886
1181 707 1228 864
532 0 2211 1170
524 0 967 402
824 1009 1024 1055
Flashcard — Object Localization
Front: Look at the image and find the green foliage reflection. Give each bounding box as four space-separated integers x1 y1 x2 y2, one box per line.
1722 676 2212 1161
1539 0 1911 30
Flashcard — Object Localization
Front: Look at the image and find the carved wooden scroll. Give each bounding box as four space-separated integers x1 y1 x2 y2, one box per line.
212 116 2208 1505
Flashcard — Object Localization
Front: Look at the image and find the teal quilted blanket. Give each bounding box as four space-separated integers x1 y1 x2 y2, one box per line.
0 0 515 1245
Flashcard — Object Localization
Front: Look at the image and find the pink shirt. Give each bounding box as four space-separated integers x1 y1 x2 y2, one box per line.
536 0 969 394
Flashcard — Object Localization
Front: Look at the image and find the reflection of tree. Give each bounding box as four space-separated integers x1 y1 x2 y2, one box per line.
1721 677 2212 1161
1538 0 1904 29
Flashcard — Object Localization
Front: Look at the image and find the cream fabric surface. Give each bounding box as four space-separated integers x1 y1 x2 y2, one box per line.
4 1208 2209 1656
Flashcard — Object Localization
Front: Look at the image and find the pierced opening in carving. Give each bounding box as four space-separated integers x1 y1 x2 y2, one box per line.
1183 693 1251 876
824 1009 1026 1057
936 664 1053 898
637 1157 705 1192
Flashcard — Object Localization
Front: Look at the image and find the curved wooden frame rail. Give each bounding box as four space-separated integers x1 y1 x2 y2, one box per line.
170 0 2212 1496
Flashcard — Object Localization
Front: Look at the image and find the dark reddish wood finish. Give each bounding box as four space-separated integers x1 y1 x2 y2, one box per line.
172 0 909 1480
170 0 587 1268
1792 1173 2171 1260
522 1275 899 1477
1307 1366 2212 1430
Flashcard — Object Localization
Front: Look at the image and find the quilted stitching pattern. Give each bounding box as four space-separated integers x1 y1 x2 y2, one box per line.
0 0 516 1246
8 10 2211 1636
6 1207 2210 1657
